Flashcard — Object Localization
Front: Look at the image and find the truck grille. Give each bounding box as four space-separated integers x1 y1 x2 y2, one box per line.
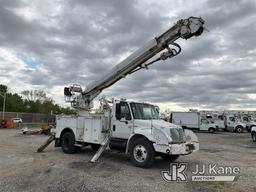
170 128 186 144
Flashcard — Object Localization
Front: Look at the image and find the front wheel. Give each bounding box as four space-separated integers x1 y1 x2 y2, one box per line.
160 154 179 161
252 132 256 142
208 127 215 133
129 138 155 168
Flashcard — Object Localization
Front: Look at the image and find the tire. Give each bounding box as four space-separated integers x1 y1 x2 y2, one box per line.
252 132 256 142
160 154 179 161
235 126 243 133
129 138 155 168
75 146 82 153
208 127 215 133
61 132 76 154
91 144 101 151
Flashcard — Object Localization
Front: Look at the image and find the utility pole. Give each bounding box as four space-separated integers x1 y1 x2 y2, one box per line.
0 91 6 120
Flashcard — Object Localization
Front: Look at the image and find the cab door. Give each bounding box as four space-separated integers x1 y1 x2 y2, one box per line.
227 116 235 128
200 119 209 131
111 102 133 139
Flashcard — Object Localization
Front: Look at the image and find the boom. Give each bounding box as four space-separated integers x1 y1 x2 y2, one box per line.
64 16 205 110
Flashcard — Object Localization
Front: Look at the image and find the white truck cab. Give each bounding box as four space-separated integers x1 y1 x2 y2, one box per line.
200 119 219 133
205 114 225 130
55 100 199 167
225 114 246 133
240 115 256 132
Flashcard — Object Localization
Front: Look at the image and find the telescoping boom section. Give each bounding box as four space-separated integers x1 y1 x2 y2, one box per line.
64 17 205 110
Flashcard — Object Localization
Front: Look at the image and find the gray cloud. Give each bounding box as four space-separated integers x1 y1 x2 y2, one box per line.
0 0 256 110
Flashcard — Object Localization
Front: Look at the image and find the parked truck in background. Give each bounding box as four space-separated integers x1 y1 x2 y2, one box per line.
224 114 246 133
238 114 256 132
200 111 247 133
170 112 219 133
203 113 225 129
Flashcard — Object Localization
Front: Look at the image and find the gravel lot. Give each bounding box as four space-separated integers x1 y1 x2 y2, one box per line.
0 128 255 192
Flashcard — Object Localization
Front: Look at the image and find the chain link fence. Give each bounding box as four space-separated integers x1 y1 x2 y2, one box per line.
0 112 55 128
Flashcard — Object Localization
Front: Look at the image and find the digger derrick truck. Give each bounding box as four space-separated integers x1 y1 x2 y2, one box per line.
55 17 206 167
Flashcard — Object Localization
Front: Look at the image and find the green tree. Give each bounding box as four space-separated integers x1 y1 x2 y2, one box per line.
0 84 77 115
0 84 7 93
0 84 7 111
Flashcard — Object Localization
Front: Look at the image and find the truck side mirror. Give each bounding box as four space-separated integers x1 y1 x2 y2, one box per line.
125 113 131 120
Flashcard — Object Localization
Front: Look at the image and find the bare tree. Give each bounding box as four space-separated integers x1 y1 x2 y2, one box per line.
21 89 47 102
160 109 171 121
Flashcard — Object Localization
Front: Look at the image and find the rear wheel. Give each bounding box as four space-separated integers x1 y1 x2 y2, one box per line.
235 126 243 133
129 138 155 168
252 132 256 142
61 132 76 154
160 154 179 161
208 127 215 133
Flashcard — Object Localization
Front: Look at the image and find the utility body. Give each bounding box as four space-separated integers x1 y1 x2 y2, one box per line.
54 17 206 167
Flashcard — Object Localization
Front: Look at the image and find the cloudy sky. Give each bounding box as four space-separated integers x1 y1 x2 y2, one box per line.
0 0 256 111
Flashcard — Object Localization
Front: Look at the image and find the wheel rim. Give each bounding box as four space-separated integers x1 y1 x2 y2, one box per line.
237 128 242 132
133 145 147 163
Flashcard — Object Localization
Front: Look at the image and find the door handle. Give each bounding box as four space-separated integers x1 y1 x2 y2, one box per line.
113 125 116 131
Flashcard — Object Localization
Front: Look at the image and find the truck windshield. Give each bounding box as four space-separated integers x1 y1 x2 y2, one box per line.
130 103 159 120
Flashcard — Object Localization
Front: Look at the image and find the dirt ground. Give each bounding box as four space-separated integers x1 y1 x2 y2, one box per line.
0 128 255 192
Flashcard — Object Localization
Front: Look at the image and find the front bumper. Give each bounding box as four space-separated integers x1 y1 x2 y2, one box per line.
153 141 199 155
